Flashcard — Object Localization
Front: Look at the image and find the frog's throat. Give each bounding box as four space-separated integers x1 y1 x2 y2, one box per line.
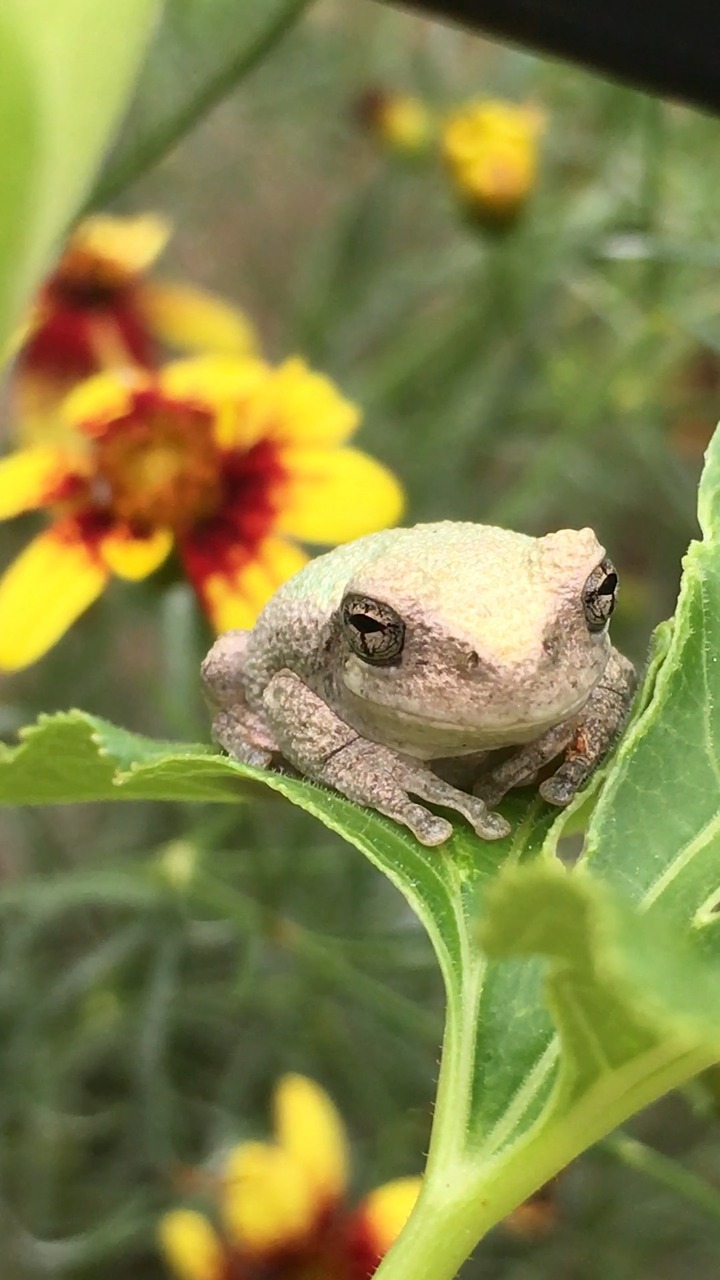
338 685 593 755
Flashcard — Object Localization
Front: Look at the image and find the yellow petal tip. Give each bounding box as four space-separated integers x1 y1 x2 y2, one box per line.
158 1209 223 1280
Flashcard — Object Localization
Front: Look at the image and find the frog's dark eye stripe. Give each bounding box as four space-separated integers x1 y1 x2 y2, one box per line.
341 593 405 665
582 558 618 633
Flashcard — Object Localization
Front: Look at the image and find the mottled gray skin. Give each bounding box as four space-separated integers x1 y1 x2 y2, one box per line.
201 522 635 846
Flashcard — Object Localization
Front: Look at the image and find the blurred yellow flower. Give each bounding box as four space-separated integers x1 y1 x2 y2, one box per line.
441 99 545 227
0 355 403 670
159 1074 422 1280
358 89 434 154
12 213 256 443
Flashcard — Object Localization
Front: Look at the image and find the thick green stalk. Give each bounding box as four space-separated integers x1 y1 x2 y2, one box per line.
377 990 717 1280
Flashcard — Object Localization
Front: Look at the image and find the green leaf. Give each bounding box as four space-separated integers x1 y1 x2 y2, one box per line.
482 863 720 1127
0 704 552 967
0 0 160 350
90 0 310 207
582 431 720 944
0 710 247 804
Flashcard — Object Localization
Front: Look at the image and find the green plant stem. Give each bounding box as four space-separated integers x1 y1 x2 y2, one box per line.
158 583 206 738
602 1133 720 1223
380 1124 720 1280
89 0 310 207
372 1180 497 1280
377 998 717 1280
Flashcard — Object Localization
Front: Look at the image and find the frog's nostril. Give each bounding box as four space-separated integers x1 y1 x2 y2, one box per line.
466 650 480 672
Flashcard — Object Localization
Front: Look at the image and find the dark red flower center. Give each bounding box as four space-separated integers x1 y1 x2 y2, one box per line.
214 1207 382 1280
89 391 223 531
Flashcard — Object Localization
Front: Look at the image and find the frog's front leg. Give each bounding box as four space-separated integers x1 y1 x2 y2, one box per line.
262 670 510 846
476 649 636 808
201 630 279 768
473 720 577 808
539 649 636 805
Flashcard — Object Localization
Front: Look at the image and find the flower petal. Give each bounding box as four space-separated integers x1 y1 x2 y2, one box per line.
355 1176 422 1258
62 368 146 434
100 525 173 581
274 1074 348 1205
183 534 307 634
0 448 71 518
254 357 361 447
222 1140 316 1253
138 280 258 357
441 100 543 221
158 1210 224 1280
0 521 108 670
198 583 258 634
13 371 87 448
63 213 171 283
275 446 405 544
160 355 270 449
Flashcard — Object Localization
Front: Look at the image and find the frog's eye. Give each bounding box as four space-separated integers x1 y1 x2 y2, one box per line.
341 593 405 665
582 558 618 633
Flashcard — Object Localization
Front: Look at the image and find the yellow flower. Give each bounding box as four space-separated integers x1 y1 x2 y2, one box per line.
159 1074 422 1280
0 355 403 670
357 89 434 154
441 99 545 227
12 213 256 443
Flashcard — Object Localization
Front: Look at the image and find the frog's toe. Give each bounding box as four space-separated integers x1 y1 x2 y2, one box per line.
472 808 511 841
403 806 454 846
539 773 578 806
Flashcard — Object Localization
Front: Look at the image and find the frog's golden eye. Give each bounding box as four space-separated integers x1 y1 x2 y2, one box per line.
582 558 618 632
341 593 405 665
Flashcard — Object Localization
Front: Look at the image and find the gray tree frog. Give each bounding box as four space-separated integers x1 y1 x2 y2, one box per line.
201 522 635 846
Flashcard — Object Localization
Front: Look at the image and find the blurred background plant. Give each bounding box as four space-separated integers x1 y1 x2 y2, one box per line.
2 1 720 1277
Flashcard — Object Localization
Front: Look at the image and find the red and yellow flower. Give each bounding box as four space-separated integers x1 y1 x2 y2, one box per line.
0 354 403 670
12 213 256 443
441 100 545 227
159 1074 421 1280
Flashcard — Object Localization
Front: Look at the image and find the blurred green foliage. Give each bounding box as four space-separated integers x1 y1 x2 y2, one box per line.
0 0 160 347
3 2 720 1278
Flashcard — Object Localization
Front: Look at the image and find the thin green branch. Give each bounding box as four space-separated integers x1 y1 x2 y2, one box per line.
88 0 310 208
602 1133 720 1223
194 875 440 1045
